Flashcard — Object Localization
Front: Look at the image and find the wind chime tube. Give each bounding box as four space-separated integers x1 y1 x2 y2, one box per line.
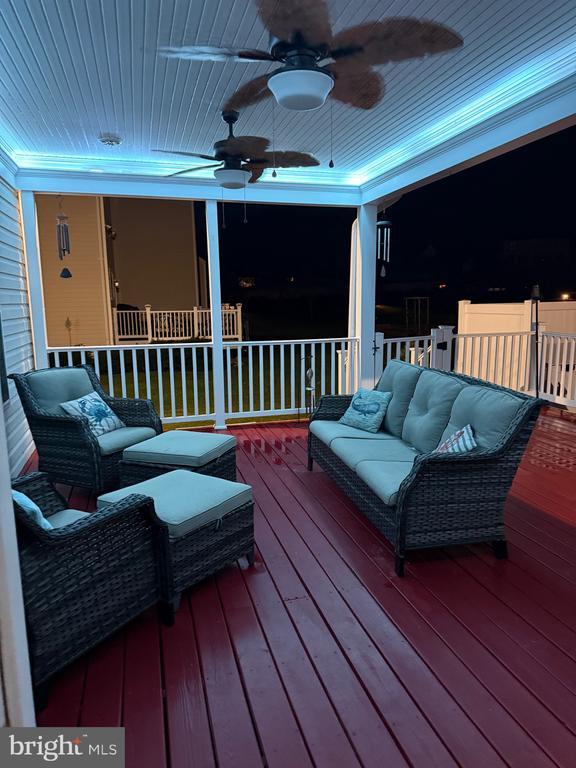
56 214 70 260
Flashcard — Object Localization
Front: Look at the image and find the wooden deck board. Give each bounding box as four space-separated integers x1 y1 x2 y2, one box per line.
35 408 576 768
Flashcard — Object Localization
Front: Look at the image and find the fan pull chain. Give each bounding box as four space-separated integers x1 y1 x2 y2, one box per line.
329 101 334 168
272 101 277 178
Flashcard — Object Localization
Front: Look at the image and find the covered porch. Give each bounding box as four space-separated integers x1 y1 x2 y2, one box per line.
0 0 575 763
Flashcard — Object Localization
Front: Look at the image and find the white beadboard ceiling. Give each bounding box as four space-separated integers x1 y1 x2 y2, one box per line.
0 0 574 186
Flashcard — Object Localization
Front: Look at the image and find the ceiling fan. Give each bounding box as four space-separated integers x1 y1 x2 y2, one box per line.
153 109 319 188
160 0 463 112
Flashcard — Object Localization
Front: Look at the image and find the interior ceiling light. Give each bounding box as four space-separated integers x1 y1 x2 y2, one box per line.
267 68 334 111
213 167 251 189
99 133 122 146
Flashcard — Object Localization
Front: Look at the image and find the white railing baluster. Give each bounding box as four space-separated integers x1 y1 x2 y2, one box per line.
330 341 335 394
290 344 296 410
119 350 127 397
144 348 151 399
259 345 265 411
226 347 232 413
105 350 114 395
280 344 285 410
168 347 176 418
320 342 326 396
190 347 198 416
269 345 275 411
248 346 254 414
156 348 164 418
238 346 244 413
181 347 188 417
132 349 139 397
203 346 210 414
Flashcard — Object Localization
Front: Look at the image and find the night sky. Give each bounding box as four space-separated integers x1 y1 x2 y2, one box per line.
199 124 575 339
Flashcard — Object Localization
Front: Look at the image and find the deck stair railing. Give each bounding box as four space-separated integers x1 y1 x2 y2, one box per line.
113 304 243 343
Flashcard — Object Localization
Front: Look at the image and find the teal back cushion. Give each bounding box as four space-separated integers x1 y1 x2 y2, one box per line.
440 385 525 450
27 368 95 414
402 370 465 452
375 360 423 436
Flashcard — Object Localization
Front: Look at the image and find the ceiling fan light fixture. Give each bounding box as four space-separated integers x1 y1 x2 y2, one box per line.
268 69 334 111
213 167 251 189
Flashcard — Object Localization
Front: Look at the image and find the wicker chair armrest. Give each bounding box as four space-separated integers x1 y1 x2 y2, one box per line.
12 472 68 515
26 493 167 543
105 397 162 432
311 395 353 422
29 411 98 445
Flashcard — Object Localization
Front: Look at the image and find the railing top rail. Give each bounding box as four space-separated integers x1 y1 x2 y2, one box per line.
48 342 214 352
379 335 433 344
540 332 576 338
222 337 359 347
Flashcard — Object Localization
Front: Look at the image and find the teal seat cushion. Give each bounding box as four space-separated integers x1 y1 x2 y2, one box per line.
123 430 236 467
97 426 157 455
375 360 423 437
440 385 525 450
402 370 465 453
48 509 90 528
331 436 420 471
339 389 392 433
310 420 397 447
356 460 415 506
26 367 95 414
98 469 252 538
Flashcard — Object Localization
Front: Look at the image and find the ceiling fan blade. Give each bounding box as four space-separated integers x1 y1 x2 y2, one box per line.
153 149 218 161
224 73 272 111
159 45 274 62
220 135 271 159
329 65 384 109
167 163 223 178
253 151 319 169
245 166 266 183
256 0 332 47
330 18 463 69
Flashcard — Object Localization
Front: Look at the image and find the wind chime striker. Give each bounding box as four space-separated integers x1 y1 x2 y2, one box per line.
56 196 72 278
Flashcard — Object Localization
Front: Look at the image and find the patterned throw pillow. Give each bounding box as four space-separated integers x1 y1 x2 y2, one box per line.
435 424 477 454
61 391 125 437
12 490 53 530
339 389 393 433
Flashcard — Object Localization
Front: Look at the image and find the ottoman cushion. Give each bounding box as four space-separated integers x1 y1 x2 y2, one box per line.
123 430 237 468
98 469 252 538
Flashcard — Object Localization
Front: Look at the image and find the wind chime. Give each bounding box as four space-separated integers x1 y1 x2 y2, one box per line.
376 219 391 277
56 196 72 278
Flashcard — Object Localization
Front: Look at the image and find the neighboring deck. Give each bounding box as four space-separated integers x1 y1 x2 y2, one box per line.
35 408 576 768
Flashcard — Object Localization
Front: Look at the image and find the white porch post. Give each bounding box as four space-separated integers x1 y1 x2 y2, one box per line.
20 191 48 368
205 200 226 429
0 405 35 725
356 204 377 388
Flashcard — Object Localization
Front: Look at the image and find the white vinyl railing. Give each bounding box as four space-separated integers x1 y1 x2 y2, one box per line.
47 336 359 424
539 332 576 406
113 304 242 343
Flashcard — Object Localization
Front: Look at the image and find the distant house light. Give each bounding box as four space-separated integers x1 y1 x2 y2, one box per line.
438 283 447 289
560 292 571 301
239 277 255 288
488 287 506 292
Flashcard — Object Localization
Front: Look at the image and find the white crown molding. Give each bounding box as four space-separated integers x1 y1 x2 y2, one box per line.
360 73 576 204
0 144 17 186
16 167 361 207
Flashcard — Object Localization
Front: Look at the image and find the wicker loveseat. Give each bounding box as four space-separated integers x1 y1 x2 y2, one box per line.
10 365 162 491
12 472 165 701
308 360 543 576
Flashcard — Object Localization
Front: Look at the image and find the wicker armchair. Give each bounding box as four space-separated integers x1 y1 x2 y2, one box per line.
11 472 166 699
10 365 162 491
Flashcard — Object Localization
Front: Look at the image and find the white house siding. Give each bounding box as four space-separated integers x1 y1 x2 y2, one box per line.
0 163 34 475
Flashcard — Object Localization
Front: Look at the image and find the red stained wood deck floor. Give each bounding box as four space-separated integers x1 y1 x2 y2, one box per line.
34 408 576 768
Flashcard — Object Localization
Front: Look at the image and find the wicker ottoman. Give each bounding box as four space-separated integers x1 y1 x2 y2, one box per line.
120 430 237 484
98 469 254 622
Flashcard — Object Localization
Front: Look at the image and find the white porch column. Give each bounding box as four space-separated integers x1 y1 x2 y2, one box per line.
205 200 226 429
356 204 377 388
0 405 35 725
20 191 48 368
